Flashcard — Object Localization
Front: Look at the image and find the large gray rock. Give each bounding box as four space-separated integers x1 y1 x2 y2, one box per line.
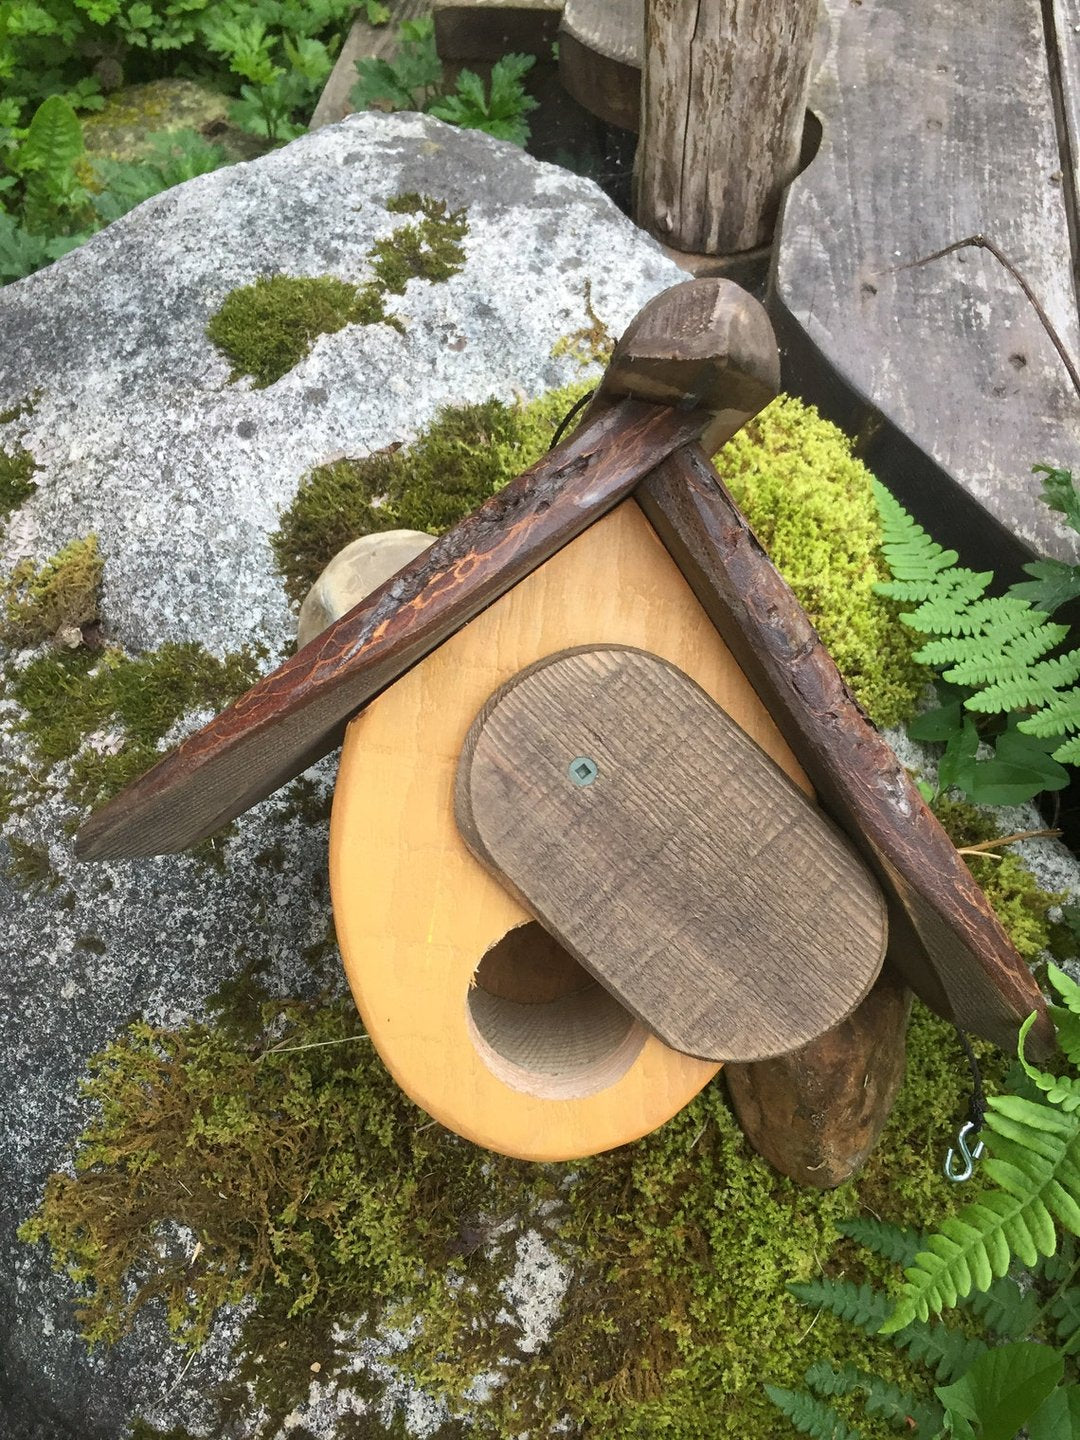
0 113 684 1439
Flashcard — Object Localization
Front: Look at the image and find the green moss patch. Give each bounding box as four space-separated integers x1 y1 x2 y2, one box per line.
1 535 102 647
0 444 39 524
716 395 927 727
206 195 467 388
6 639 263 812
272 382 593 604
20 970 1006 1438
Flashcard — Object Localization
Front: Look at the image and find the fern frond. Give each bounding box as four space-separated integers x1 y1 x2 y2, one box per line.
1050 1007 1080 1071
871 479 959 581
944 627 1073 691
789 1278 891 1332
1018 1012 1080 1113
959 1273 1038 1339
913 603 1054 667
835 1217 923 1266
764 1385 863 1440
892 1319 987 1382
1048 965 1080 1020
1052 733 1080 763
1021 689 1080 736
902 577 996 636
967 650 1080 711
1049 1282 1080 1349
882 1094 1080 1332
805 1362 943 1438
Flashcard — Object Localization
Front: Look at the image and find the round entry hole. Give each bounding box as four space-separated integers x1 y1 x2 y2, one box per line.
466 922 646 1100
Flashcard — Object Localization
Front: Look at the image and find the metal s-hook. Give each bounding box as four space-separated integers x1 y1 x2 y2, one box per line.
944 1121 985 1183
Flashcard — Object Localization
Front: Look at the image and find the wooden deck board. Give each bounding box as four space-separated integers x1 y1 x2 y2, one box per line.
774 0 1080 566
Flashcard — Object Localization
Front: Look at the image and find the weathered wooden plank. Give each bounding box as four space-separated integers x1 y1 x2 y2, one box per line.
635 0 817 254
559 0 643 131
1050 0 1080 303
774 0 1080 568
455 645 887 1062
75 401 706 861
635 444 1055 1056
310 0 430 131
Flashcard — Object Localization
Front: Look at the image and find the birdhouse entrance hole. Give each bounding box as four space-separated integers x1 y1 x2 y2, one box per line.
466 922 647 1100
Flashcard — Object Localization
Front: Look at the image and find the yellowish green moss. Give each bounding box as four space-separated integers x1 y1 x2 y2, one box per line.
4 836 56 892
20 974 1005 1439
5 639 263 812
0 535 103 647
551 279 614 367
716 394 927 727
931 796 1062 962
0 444 39 524
206 195 467 388
272 382 593 604
0 390 41 426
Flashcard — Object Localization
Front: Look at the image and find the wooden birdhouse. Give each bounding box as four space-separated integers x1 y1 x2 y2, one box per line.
76 280 1054 1186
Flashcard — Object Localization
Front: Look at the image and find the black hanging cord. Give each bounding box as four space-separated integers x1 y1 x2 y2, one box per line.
956 1025 987 1134
548 388 596 451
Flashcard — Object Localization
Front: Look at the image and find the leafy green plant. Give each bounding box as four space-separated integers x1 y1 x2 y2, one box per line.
874 467 1080 805
0 91 228 283
351 17 538 146
771 1210 1080 1438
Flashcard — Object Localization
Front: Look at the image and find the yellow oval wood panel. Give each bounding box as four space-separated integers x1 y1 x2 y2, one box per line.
331 499 820 1161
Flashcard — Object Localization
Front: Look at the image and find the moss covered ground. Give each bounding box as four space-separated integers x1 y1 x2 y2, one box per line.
10 386 1067 1437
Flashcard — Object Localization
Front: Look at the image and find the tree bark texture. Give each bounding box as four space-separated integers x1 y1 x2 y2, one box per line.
635 0 818 254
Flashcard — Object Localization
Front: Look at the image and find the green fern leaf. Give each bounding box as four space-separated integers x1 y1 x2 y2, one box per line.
1034 464 1080 536
894 1320 988 1383
882 1094 1080 1332
945 627 1074 691
805 1362 944 1437
835 1217 923 1266
764 1385 863 1440
1052 733 1080 763
960 1273 1039 1339
903 577 996 637
788 1278 891 1332
914 603 1052 668
1050 965 1080 1022
1021 689 1080 737
1012 557 1080 614
1050 1006 1080 1070
1019 1012 1080 1112
964 648 1080 712
871 479 960 577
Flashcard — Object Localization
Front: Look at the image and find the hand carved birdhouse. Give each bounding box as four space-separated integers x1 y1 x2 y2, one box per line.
76 280 1054 1186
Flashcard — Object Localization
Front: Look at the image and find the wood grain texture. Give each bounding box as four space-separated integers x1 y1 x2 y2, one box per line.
310 0 430 130
635 0 816 253
725 964 912 1188
558 0 643 130
774 0 1080 564
455 645 887 1062
75 401 705 861
635 445 1056 1057
1050 0 1080 304
331 500 815 1160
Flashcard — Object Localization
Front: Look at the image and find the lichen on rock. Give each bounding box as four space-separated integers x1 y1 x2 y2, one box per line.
0 444 39 525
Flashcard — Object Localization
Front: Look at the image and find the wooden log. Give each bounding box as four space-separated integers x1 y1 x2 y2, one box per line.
558 0 643 131
725 965 912 1188
634 0 817 254
633 444 1055 1057
455 645 887 1062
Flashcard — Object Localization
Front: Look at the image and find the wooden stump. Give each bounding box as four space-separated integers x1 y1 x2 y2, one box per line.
724 966 912 1188
634 0 817 254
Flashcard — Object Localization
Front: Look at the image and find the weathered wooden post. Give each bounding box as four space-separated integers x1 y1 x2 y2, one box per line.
634 0 818 258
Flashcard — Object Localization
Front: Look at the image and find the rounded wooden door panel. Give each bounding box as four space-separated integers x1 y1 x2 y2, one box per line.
330 499 818 1161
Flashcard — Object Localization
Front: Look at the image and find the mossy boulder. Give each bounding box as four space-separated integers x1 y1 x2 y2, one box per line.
82 79 267 166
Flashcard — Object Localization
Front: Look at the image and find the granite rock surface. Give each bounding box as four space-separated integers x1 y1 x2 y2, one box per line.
0 111 684 1439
